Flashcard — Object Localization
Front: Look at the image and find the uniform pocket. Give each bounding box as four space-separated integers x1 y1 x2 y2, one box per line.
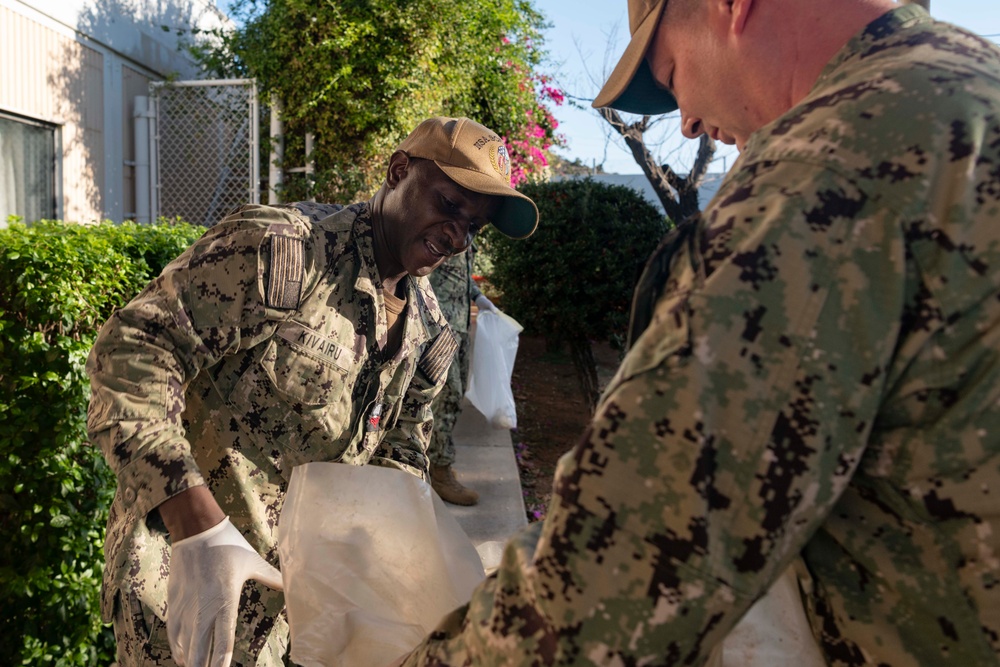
227 334 351 461
260 335 348 406
113 590 172 658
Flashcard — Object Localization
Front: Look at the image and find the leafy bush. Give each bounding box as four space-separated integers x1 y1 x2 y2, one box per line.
483 179 670 406
0 219 204 666
197 0 561 203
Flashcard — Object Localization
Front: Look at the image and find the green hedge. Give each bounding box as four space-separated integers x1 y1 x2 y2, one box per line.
0 219 204 666
482 178 669 405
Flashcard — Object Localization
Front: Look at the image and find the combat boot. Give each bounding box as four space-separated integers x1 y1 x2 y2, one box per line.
430 464 479 506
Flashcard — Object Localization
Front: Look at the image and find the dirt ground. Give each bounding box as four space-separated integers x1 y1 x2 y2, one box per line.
509 335 621 522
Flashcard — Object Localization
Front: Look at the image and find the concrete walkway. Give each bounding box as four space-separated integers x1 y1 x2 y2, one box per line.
443 398 527 551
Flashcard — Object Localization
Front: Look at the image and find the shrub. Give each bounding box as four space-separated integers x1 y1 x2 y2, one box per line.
482 178 670 406
0 219 204 666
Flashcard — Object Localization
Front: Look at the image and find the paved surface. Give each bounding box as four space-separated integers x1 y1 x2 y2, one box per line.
444 397 528 553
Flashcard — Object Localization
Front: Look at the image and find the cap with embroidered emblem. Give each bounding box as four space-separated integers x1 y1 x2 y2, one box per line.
396 116 539 239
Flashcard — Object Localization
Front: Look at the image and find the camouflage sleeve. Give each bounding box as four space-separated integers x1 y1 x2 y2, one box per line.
86 204 316 519
370 327 458 479
283 201 343 222
401 159 906 664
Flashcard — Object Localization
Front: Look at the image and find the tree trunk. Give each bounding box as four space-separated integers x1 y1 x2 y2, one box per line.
597 107 716 223
568 338 601 410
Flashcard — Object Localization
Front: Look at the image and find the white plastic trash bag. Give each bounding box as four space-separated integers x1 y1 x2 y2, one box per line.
466 309 523 429
278 463 486 667
707 562 827 667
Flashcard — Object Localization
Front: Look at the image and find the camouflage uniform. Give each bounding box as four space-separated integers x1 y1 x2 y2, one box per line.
402 7 1000 666
427 246 483 466
87 202 456 666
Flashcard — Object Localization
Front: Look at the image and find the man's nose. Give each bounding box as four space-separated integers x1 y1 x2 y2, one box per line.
443 218 473 254
681 114 705 139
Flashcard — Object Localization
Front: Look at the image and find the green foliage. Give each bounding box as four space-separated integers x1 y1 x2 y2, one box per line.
195 0 562 202
483 179 669 404
0 219 204 666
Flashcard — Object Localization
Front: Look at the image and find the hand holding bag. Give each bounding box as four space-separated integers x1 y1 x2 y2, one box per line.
278 463 486 667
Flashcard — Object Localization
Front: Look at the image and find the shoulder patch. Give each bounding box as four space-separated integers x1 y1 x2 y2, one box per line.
267 235 305 310
418 327 459 385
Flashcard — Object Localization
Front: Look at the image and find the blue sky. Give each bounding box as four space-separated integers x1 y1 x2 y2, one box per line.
534 0 1000 173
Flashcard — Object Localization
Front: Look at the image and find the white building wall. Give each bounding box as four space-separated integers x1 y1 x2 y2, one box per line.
0 0 230 223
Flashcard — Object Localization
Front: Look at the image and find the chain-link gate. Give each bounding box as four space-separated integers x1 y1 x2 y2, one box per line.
149 79 259 226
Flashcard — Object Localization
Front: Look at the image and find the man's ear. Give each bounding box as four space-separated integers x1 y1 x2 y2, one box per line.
386 150 410 189
728 0 753 35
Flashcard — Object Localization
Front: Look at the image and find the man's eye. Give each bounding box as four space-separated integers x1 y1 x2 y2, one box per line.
442 196 458 211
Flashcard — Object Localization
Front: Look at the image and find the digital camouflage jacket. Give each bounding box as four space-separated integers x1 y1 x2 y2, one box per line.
402 6 1000 666
87 202 456 623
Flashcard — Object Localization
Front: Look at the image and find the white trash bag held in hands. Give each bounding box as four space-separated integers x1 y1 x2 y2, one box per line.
277 463 486 667
466 308 522 429
706 561 826 667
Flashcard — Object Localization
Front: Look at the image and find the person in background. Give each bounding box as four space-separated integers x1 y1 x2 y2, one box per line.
87 116 537 667
395 0 1000 664
426 244 497 506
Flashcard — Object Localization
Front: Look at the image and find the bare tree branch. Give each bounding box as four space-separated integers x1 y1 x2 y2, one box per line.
598 106 716 222
688 135 716 188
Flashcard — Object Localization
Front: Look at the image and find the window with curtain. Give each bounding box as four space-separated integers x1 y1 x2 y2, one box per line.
0 113 56 223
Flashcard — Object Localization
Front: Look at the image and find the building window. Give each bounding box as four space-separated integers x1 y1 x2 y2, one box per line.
0 112 57 223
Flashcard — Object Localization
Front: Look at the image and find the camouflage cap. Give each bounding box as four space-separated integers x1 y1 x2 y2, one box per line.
592 0 679 114
396 116 539 239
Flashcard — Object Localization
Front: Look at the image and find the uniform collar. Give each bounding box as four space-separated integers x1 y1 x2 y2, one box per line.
813 5 930 98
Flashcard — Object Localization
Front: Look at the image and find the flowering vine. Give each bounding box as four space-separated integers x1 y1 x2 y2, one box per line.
495 37 566 185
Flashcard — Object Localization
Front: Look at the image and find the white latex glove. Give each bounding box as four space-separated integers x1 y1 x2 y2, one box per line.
167 517 283 667
474 294 497 313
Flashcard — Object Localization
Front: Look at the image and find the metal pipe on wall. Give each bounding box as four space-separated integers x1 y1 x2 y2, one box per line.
269 95 284 205
133 95 152 223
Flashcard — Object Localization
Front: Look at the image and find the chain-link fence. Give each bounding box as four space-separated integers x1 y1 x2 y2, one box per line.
150 79 259 226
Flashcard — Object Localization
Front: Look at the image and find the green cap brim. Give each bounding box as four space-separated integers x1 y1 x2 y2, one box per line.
607 59 678 115
492 195 538 239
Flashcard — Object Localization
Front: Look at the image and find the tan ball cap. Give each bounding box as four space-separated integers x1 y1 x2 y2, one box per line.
396 116 539 239
592 0 678 114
